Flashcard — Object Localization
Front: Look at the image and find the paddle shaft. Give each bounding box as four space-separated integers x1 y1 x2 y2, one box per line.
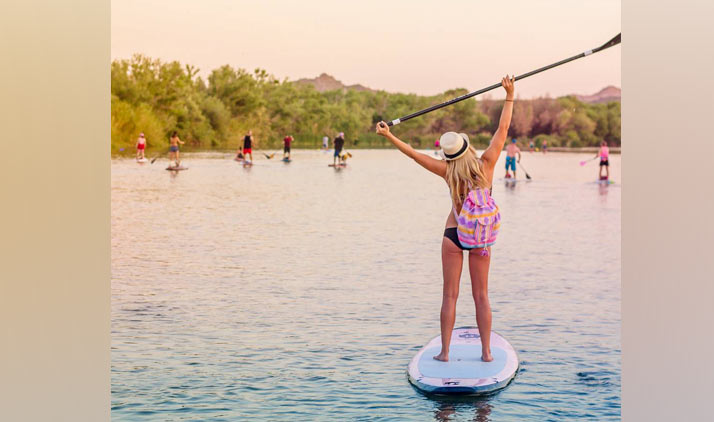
518 162 532 179
150 148 169 164
386 33 621 126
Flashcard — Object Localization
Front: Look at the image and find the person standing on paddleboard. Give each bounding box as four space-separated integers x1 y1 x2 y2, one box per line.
169 131 184 166
541 138 547 154
596 140 610 179
322 135 329 151
243 130 255 163
283 134 294 160
505 139 521 179
136 133 147 160
376 75 515 363
333 132 345 166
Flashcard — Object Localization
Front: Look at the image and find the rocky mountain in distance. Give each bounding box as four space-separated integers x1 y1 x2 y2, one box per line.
294 73 374 92
575 85 621 103
295 73 620 103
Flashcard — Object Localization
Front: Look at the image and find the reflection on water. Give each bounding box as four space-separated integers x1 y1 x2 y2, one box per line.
432 396 493 422
112 150 620 421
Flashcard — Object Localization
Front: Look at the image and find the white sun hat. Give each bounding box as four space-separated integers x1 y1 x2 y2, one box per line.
439 132 470 160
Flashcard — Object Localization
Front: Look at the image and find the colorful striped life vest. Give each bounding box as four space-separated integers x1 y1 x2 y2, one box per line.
452 184 501 256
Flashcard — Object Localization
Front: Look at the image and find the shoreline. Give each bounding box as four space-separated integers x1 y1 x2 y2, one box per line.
114 146 621 158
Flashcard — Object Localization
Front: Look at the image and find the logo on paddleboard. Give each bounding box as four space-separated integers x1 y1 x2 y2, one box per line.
459 332 480 339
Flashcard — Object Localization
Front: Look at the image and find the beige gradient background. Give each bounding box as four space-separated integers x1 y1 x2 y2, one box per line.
112 0 621 98
0 0 110 421
1 1 713 421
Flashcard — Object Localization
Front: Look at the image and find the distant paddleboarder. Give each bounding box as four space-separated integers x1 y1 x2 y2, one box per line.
283 135 294 160
333 132 345 166
136 133 147 160
529 140 534 152
375 75 516 363
169 131 184 166
322 135 329 151
505 139 521 179
243 130 255 163
541 138 548 154
596 140 610 179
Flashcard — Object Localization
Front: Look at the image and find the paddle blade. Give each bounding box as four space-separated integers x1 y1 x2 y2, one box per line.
525 173 532 180
151 156 158 164
599 33 621 51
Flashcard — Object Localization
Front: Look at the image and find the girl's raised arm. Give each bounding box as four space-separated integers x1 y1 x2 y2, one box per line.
376 122 446 178
481 76 515 169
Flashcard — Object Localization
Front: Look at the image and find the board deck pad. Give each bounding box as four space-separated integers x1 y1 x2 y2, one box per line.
408 327 518 395
418 345 508 379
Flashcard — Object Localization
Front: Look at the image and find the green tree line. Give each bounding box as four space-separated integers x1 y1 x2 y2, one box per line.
111 55 620 153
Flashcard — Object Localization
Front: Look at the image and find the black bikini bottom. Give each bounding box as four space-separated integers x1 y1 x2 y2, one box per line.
443 227 468 251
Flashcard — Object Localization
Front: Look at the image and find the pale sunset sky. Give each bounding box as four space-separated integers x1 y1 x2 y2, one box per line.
112 0 621 98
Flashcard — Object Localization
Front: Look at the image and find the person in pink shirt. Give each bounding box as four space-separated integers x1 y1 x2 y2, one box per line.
504 139 521 178
595 140 610 179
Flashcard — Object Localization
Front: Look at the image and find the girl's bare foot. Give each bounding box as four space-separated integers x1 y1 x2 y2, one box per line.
481 351 494 362
433 351 449 362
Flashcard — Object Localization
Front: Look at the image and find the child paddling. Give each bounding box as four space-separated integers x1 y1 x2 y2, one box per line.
376 75 515 363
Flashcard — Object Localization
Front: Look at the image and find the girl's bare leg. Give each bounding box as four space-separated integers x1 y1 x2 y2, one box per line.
434 236 464 362
468 248 493 362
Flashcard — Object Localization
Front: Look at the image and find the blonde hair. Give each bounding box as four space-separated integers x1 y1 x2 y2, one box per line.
445 146 489 205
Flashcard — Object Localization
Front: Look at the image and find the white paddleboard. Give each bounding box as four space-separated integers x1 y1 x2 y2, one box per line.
407 327 519 395
136 158 148 163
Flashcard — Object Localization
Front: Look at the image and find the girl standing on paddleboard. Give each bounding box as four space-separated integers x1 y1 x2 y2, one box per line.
375 76 515 363
596 140 610 180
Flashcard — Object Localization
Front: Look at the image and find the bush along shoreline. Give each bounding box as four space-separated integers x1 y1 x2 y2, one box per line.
112 55 621 154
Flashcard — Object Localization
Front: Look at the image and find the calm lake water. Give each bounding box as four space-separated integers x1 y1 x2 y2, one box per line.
112 149 620 421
